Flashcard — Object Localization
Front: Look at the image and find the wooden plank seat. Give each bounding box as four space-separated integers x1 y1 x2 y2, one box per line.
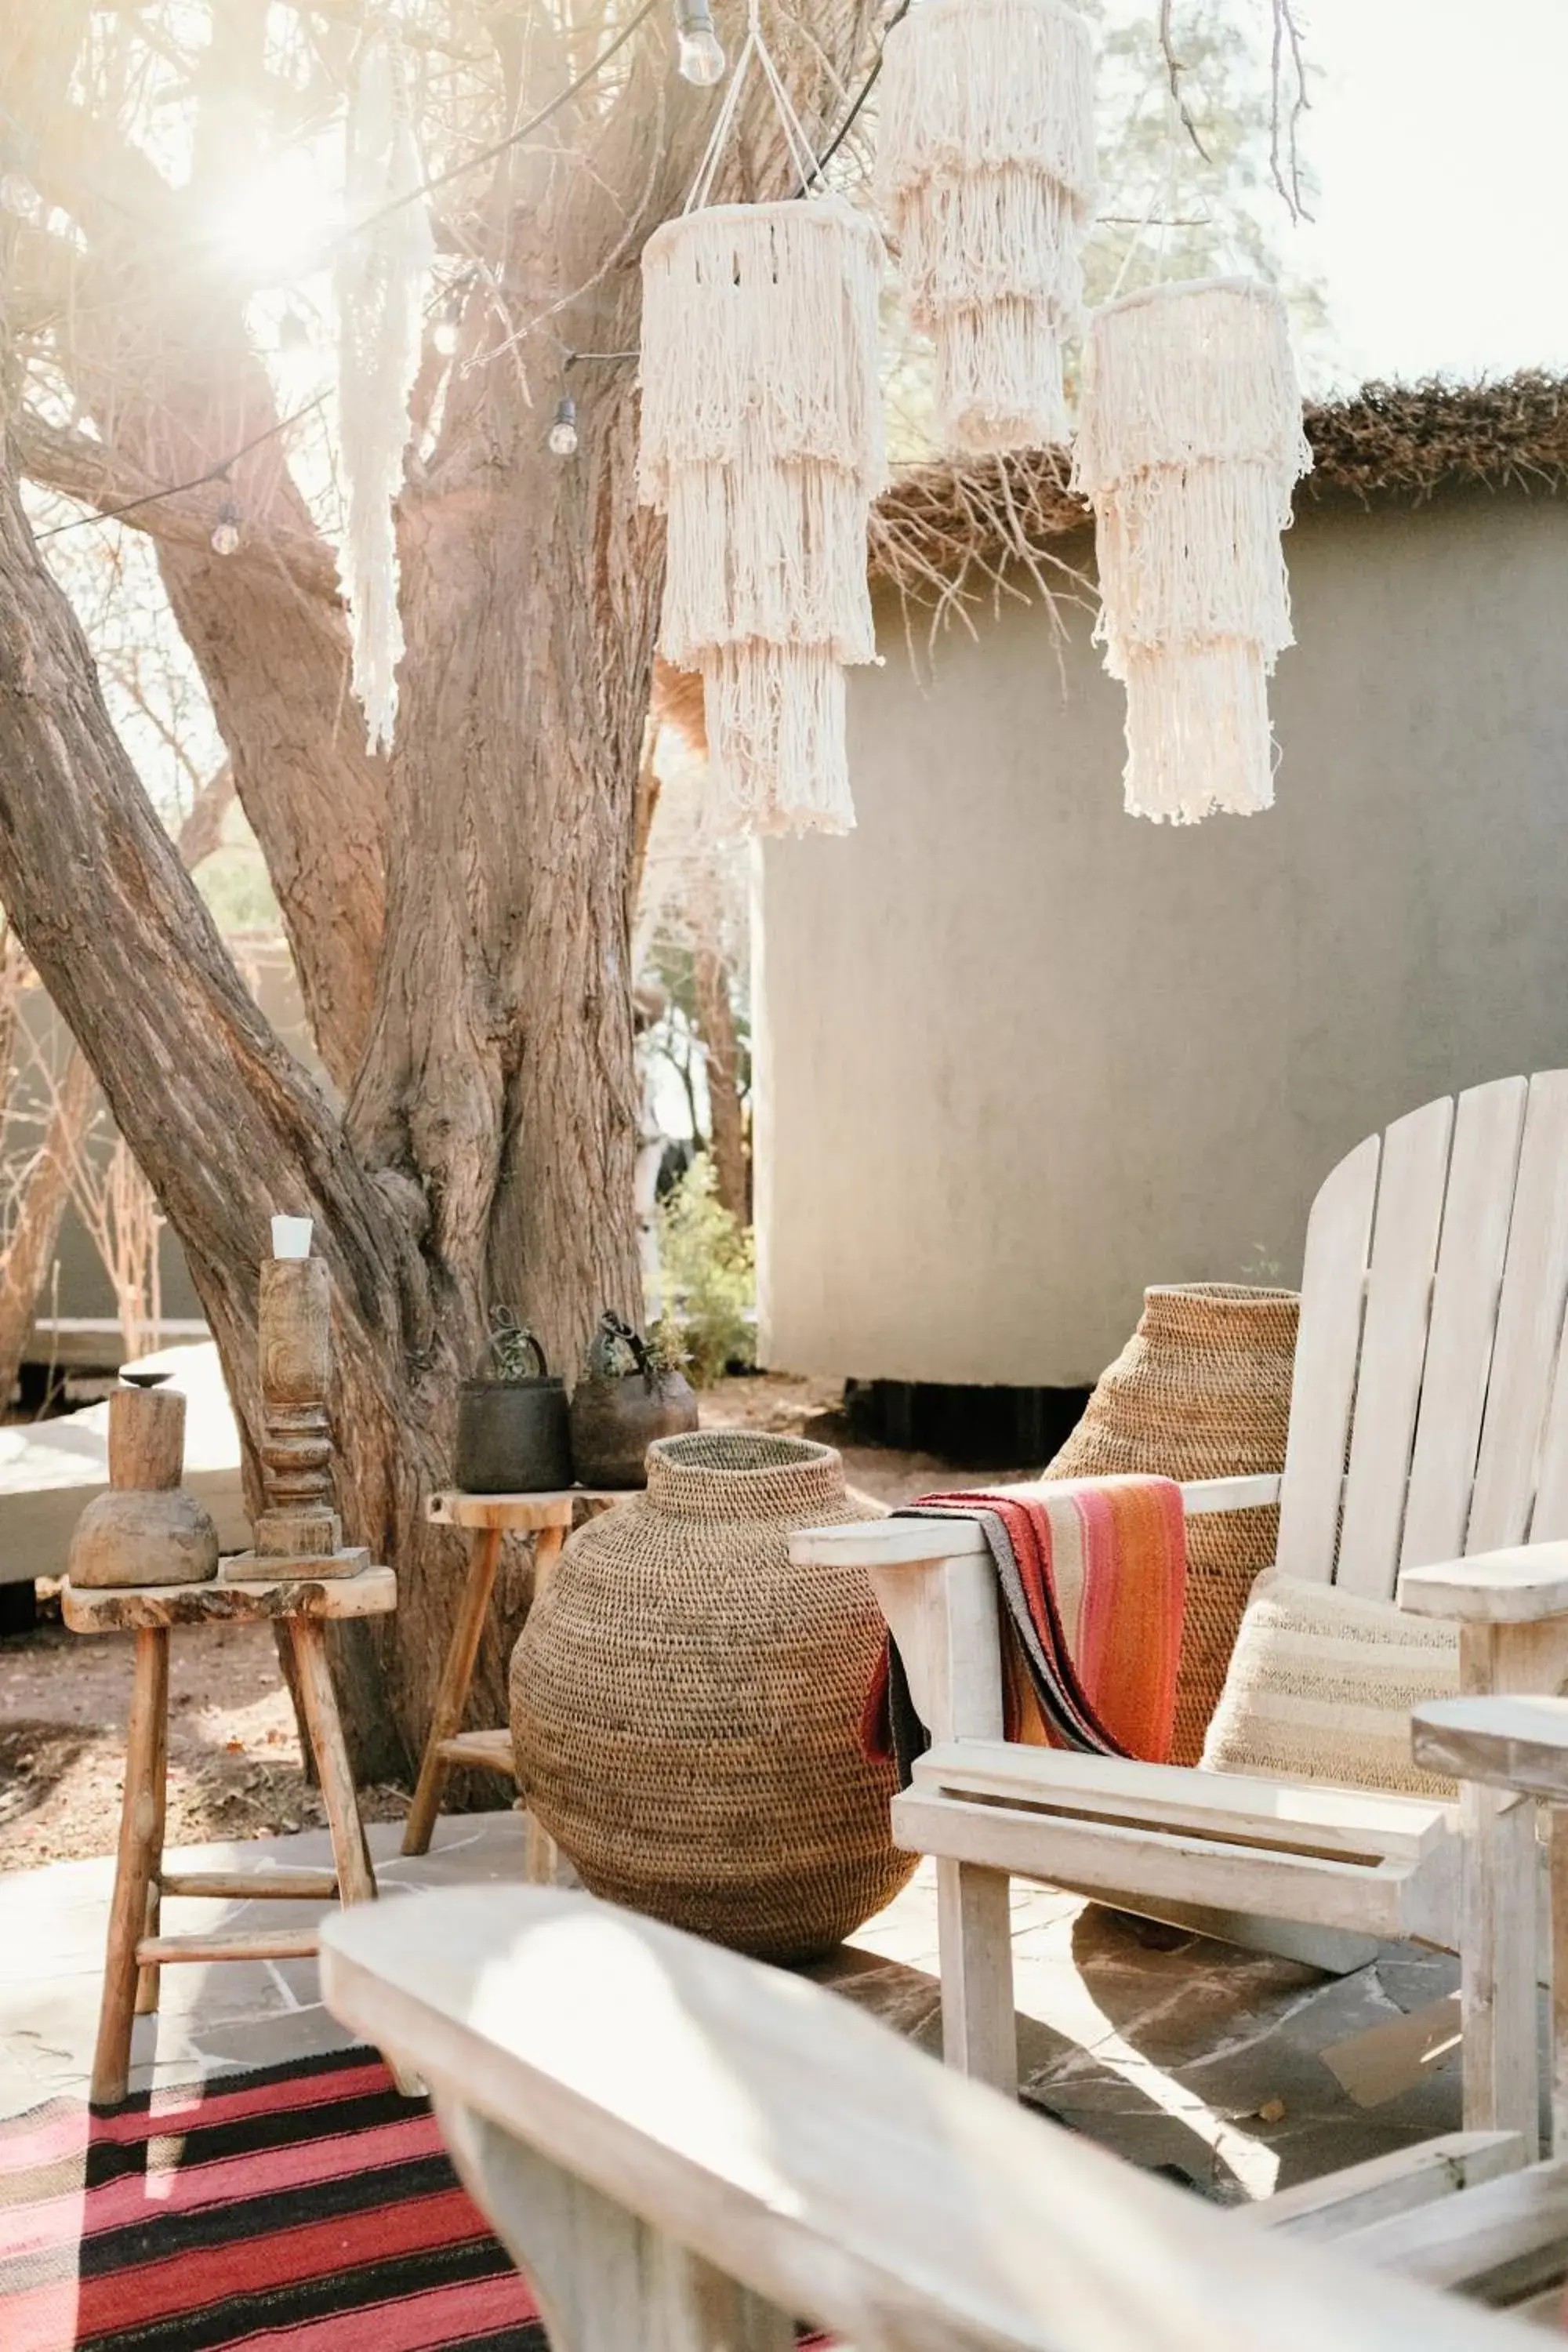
791 1073 1568 2155
318 1883 1534 2352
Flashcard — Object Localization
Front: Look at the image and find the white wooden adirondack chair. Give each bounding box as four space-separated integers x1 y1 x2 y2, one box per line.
318 1885 1534 2352
792 1073 1568 2151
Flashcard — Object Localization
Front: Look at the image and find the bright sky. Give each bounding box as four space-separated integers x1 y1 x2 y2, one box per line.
1280 0 1568 388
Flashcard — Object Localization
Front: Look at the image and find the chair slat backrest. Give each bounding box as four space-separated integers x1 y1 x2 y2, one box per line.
1274 1135 1379 1582
1400 1078 1528 1567
1334 1096 1455 1597
1277 1071 1568 1596
1468 1072 1568 1552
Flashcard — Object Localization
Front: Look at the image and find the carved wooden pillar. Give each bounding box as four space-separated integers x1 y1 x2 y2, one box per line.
221 1238 368 1581
256 1257 341 1559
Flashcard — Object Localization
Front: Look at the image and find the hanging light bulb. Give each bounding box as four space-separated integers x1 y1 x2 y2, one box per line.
210 495 241 557
547 395 579 458
432 283 464 358
674 0 726 86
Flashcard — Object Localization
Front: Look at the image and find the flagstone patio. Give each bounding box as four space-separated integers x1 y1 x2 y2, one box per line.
0 1807 1472 2202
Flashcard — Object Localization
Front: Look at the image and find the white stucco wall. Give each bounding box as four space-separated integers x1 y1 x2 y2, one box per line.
755 490 1568 1386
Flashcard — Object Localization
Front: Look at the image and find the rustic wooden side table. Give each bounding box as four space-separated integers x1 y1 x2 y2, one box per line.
64 1563 397 2106
403 1489 616 1875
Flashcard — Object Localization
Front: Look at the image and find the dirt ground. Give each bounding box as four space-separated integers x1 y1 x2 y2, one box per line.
0 1374 1031 1876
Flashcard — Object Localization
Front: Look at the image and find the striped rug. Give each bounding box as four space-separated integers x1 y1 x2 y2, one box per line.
0 2049 831 2351
0 2050 545 2351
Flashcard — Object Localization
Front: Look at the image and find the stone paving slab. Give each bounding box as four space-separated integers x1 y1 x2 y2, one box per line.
0 1810 1483 2204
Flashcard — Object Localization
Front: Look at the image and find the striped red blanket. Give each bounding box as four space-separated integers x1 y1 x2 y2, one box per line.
867 1476 1186 1777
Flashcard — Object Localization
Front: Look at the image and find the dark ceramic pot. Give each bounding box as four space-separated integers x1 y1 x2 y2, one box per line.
569 1368 699 1489
454 1377 572 1494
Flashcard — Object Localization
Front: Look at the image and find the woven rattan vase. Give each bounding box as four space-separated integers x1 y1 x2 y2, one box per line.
1045 1284 1299 1765
510 1431 915 1963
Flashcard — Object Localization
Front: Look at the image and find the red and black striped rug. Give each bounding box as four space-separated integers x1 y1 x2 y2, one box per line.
0 2048 830 2350
0 2049 544 2350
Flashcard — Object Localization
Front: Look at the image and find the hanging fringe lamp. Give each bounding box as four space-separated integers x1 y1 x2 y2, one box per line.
335 19 432 756
638 12 885 836
875 0 1096 456
1072 278 1312 823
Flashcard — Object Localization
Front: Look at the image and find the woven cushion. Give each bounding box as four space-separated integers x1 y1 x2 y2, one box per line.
1200 1570 1461 1798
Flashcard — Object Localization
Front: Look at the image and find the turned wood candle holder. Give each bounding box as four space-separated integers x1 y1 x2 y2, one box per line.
220 1244 369 1582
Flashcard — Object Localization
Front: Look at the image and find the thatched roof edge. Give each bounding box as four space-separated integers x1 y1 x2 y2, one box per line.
869 371 1568 603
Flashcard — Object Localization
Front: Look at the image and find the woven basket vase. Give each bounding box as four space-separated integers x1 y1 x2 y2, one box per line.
1045 1284 1300 1766
510 1432 916 1963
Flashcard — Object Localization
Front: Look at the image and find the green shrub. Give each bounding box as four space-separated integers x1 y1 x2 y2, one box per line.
655 1156 754 1386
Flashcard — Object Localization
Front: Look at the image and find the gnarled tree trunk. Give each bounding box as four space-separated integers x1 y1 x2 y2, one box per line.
1 2 880 1780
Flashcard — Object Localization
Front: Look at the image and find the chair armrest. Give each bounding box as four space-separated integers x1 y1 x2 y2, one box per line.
319 1887 1515 2352
1399 1543 1568 1624
1182 1474 1283 1515
789 1517 986 1570
1412 1695 1568 1797
789 1475 1281 1573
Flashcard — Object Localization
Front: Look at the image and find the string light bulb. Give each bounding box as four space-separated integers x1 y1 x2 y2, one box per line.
674 0 726 86
210 495 241 556
547 396 579 458
432 284 464 358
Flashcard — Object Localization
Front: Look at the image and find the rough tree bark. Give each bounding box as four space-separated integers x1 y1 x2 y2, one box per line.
693 945 750 1224
1 4 880 1777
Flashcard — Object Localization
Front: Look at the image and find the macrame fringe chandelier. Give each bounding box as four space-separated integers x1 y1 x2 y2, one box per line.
335 19 432 756
875 0 1095 457
638 9 885 837
1071 278 1311 823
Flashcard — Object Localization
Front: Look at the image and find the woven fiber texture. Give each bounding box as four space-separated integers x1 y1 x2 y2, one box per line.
1201 1570 1460 1798
1044 1284 1299 1766
510 1431 914 1963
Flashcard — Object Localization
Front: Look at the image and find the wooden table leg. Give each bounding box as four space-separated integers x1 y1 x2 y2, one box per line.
522 1526 564 1888
401 1526 505 1857
92 1627 169 2106
289 1616 423 2098
289 1619 376 1907
135 1648 169 2018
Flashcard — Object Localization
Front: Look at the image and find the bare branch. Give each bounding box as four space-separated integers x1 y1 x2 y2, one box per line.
175 761 238 869
1158 0 1212 164
1269 0 1313 221
15 413 339 595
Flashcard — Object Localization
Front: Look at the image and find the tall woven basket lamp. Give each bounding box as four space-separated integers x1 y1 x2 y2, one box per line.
1045 1284 1300 1766
510 1432 916 1964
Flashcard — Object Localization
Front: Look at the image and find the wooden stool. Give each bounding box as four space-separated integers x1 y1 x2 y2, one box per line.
64 1564 397 2107
403 1490 616 1876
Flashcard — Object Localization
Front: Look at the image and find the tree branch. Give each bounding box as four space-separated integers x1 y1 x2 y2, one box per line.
15 411 340 594
0 452 417 1413
1158 0 1212 163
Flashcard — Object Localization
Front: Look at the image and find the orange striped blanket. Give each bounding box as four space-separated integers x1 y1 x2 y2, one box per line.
865 1476 1186 1777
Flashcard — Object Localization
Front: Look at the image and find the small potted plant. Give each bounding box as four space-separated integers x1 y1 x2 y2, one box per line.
454 1308 572 1494
568 1309 699 1489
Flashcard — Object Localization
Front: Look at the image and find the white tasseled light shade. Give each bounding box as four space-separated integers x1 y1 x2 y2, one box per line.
1073 278 1312 824
876 0 1095 456
638 198 885 837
